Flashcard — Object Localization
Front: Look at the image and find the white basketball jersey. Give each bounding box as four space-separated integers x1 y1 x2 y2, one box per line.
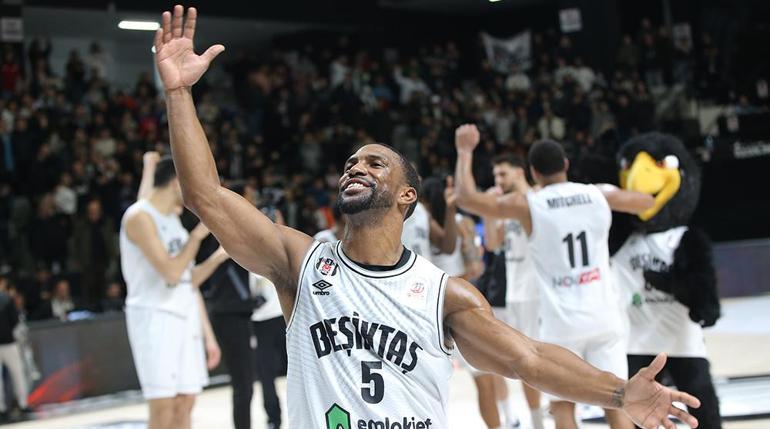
431 213 465 277
286 241 453 429
250 273 283 322
526 182 622 342
401 202 431 259
503 219 537 303
119 200 195 317
612 228 707 357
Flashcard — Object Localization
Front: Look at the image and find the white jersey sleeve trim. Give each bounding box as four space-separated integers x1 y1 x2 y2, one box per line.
436 273 453 356
285 240 323 334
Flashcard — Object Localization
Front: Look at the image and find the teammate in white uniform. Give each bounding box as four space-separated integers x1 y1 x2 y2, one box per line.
402 175 458 260
422 176 483 280
454 125 663 429
120 155 229 429
156 8 701 429
481 155 544 429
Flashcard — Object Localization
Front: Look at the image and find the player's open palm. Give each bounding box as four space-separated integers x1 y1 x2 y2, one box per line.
623 354 701 429
154 5 225 91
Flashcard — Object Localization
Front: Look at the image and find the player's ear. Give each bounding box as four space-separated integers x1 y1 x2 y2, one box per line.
399 185 417 208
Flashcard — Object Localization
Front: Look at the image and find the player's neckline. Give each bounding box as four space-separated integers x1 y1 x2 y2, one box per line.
335 242 416 278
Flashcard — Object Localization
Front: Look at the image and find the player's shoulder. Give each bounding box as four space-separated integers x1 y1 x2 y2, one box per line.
412 251 450 279
123 207 155 232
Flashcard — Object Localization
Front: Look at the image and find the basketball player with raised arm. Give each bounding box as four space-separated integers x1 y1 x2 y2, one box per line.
121 154 229 429
483 154 544 429
454 124 658 429
156 6 700 429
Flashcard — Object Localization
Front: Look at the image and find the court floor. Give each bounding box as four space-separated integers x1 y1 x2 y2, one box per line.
5 296 770 429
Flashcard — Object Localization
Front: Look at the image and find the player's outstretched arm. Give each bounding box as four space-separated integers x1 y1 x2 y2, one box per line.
191 245 230 287
453 124 532 231
443 277 701 429
598 183 655 215
124 215 210 285
156 6 313 286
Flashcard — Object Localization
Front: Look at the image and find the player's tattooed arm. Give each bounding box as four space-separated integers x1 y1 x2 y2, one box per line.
157 5 313 292
612 385 625 408
443 277 701 429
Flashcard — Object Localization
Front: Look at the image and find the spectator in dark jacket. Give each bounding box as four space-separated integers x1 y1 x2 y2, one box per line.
69 199 117 308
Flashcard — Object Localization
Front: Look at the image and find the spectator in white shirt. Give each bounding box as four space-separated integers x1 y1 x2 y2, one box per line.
574 58 596 92
505 64 532 92
53 172 77 215
393 67 431 104
538 106 566 141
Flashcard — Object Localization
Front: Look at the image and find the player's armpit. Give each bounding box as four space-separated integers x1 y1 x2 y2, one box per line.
443 277 536 379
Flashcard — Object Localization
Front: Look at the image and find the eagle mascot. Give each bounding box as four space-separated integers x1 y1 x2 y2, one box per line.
612 132 722 428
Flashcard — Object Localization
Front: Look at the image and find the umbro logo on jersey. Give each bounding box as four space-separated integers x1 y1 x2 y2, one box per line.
312 280 333 296
316 257 339 276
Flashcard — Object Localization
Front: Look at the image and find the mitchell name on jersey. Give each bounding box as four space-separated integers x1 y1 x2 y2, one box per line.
545 192 594 209
286 241 453 429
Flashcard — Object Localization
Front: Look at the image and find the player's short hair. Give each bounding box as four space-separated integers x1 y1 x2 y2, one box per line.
375 143 421 220
153 156 177 188
493 153 526 169
528 140 567 176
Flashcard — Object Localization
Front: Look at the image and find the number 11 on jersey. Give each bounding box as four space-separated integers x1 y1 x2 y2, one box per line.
563 231 589 268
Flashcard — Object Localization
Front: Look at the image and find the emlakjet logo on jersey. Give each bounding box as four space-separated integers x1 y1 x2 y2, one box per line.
551 267 601 288
310 312 424 375
326 403 433 429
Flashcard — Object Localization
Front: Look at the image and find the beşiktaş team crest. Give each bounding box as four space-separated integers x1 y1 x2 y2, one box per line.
316 257 339 276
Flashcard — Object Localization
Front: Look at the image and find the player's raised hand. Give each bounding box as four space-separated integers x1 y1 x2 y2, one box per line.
455 124 481 153
154 5 225 91
623 353 701 429
142 151 161 167
444 175 457 208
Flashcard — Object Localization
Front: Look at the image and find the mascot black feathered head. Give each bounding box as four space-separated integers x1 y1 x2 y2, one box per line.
618 132 700 233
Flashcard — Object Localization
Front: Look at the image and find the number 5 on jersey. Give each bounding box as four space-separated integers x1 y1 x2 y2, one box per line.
361 361 384 403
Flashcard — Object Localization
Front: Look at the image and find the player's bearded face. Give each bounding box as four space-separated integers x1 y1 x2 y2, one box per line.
338 179 394 215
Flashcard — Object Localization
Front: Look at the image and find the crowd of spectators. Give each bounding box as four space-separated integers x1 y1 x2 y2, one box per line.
0 19 758 321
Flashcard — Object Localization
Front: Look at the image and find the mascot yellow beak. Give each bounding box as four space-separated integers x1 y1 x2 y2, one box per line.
620 151 681 221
